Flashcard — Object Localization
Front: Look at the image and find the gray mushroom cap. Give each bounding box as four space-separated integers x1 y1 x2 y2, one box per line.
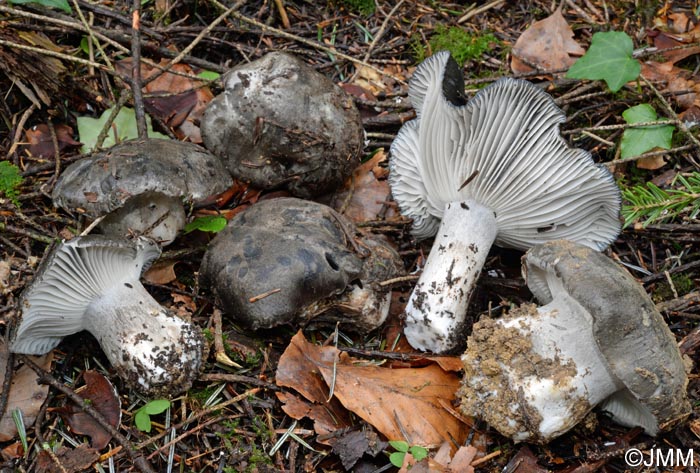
11 235 204 396
199 198 403 331
200 52 363 198
460 240 690 442
523 240 691 432
52 139 232 245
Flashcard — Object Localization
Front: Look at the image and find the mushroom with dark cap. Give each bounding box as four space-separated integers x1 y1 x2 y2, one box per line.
52 139 232 246
11 235 204 396
389 51 621 353
200 52 364 198
199 198 403 332
460 240 690 443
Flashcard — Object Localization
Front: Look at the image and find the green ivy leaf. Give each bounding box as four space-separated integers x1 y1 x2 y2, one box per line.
134 409 152 432
389 451 406 467
566 31 640 92
620 104 674 158
143 399 170 415
77 107 169 153
184 215 227 234
9 0 72 13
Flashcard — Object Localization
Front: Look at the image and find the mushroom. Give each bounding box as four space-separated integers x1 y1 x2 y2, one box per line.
52 139 232 246
389 51 621 353
11 235 204 396
200 52 364 198
460 240 690 443
199 198 404 332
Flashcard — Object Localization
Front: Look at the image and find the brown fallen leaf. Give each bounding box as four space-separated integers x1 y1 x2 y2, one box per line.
511 4 585 74
0 340 52 442
116 59 214 143
503 446 549 473
275 390 352 442
331 149 395 223
143 260 178 285
24 123 81 159
55 370 121 450
331 428 386 470
35 443 100 473
635 154 667 170
276 331 468 447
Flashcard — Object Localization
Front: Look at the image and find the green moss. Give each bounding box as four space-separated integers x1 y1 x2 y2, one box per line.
429 26 498 66
337 0 375 15
0 161 22 206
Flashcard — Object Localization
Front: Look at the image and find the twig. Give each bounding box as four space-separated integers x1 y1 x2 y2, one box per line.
131 0 147 138
641 75 700 170
200 373 279 390
458 0 504 24
350 0 405 82
212 308 242 368
207 0 405 85
6 103 37 160
0 223 54 244
18 355 157 473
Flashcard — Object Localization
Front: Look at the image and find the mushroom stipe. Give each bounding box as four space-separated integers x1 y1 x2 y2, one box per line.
389 51 622 353
11 236 204 396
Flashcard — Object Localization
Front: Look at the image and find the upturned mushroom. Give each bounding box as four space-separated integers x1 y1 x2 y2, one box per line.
199 198 403 332
52 139 232 246
389 51 621 353
11 235 204 396
200 52 364 198
460 240 690 443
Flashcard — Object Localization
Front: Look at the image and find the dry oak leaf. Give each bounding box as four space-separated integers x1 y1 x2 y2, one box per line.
511 5 585 74
276 331 468 447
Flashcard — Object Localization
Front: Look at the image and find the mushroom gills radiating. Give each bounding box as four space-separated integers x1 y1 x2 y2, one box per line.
11 236 203 396
389 51 621 353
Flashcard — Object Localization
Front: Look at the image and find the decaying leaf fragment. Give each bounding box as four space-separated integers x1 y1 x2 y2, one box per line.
0 340 52 442
511 5 585 74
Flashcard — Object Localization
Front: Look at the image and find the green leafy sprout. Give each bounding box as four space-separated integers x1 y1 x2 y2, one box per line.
389 440 429 467
567 31 641 92
184 215 228 234
621 172 700 228
0 161 23 206
133 399 170 433
8 0 71 13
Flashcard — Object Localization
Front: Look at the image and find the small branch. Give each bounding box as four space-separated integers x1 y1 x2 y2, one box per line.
131 0 147 139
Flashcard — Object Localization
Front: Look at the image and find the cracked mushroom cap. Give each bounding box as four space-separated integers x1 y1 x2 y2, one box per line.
11 235 204 396
200 52 364 198
389 51 621 249
199 198 403 331
52 139 232 245
523 240 690 434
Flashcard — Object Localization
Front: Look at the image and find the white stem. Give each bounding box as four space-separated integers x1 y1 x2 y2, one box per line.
499 294 622 441
84 280 203 396
404 199 497 353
